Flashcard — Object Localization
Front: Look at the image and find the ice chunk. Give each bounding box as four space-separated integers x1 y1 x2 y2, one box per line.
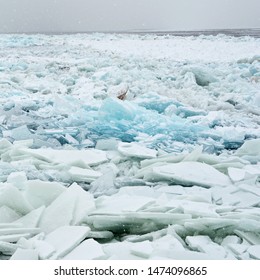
0 206 21 223
44 226 90 259
89 171 116 196
118 142 157 159
153 234 186 253
10 248 38 260
0 185 33 215
166 200 219 218
68 166 102 183
0 241 19 255
63 238 106 260
86 230 114 240
247 245 260 259
186 236 227 258
24 180 66 208
0 227 40 236
234 231 260 245
39 183 95 233
130 240 154 259
7 125 34 141
33 240 55 260
70 183 96 225
235 139 260 157
7 171 27 190
14 206 45 228
238 184 260 197
221 235 242 246
185 67 217 87
103 241 142 260
227 244 249 256
150 162 231 187
91 194 155 214
99 97 137 121
20 147 108 166
228 167 246 182
0 233 31 242
95 139 118 150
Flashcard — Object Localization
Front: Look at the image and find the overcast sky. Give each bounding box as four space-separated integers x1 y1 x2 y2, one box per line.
0 0 259 33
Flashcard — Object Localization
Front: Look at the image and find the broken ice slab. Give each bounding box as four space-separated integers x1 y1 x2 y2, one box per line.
158 249 219 260
148 162 231 187
186 236 227 259
85 230 114 240
165 199 219 218
235 139 260 162
0 227 40 236
63 238 106 260
237 219 260 232
0 206 21 223
228 167 247 182
14 207 45 228
39 183 95 233
247 245 260 259
68 166 102 183
6 171 27 190
183 217 239 234
89 172 116 197
95 139 118 150
103 241 144 260
87 213 192 234
238 184 260 197
3 125 34 141
19 147 108 166
44 226 90 259
0 241 20 255
181 186 212 203
24 180 66 208
152 234 186 255
221 235 242 246
130 240 154 259
118 142 157 159
0 185 33 215
233 230 260 245
91 194 156 214
33 240 56 260
10 248 38 260
227 244 249 256
0 233 31 242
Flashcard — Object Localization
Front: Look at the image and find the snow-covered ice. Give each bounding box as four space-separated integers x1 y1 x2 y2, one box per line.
0 33 259 260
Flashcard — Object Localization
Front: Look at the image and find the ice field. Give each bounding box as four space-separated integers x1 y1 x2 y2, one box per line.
0 33 260 260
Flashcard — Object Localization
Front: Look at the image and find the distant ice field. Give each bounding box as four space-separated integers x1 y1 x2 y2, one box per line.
0 33 259 260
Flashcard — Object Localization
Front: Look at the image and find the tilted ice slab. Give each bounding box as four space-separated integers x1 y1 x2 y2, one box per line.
118 142 157 159
44 226 90 259
150 162 232 187
19 148 108 166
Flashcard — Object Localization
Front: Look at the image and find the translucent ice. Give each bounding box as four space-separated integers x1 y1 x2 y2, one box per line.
150 162 231 187
44 226 90 259
118 142 157 159
63 238 106 260
24 180 66 208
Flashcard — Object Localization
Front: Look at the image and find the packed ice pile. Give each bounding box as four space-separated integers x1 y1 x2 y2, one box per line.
0 33 260 260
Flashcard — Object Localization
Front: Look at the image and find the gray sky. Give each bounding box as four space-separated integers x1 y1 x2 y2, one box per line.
0 0 259 33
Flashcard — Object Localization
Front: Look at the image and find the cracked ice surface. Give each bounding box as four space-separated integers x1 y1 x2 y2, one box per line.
0 33 260 260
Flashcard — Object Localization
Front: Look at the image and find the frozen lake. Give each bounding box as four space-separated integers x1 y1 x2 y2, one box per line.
0 32 259 260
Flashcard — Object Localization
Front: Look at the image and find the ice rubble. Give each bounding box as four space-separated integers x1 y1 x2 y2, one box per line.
0 139 259 260
0 33 260 260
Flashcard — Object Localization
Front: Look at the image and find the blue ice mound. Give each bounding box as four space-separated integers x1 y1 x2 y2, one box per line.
89 98 207 148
